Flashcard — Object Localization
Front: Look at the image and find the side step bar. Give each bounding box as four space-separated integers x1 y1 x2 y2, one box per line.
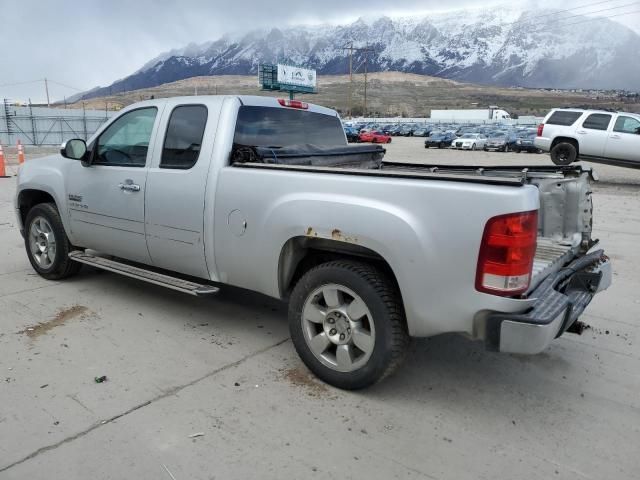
69 251 219 296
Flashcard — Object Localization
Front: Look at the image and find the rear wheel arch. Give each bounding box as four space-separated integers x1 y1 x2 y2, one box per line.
278 236 402 301
550 136 579 154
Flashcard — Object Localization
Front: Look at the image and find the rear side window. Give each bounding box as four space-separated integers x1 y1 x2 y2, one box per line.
233 106 345 147
546 111 582 126
160 105 208 169
582 114 612 131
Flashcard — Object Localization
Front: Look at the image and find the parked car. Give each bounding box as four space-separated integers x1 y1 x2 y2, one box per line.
425 131 456 148
387 125 402 136
513 133 542 153
359 130 392 143
398 125 416 136
453 133 487 150
484 132 519 152
535 108 640 167
344 127 360 143
15 96 611 389
412 127 430 137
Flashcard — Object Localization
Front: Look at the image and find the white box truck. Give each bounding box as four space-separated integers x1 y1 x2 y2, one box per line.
431 106 511 122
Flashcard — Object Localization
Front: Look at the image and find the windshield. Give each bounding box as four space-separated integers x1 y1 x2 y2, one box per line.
234 106 346 147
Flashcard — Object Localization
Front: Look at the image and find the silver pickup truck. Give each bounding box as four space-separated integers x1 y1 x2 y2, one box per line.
14 96 611 389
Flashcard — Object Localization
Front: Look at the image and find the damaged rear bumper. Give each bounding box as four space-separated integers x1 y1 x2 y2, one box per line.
485 250 611 354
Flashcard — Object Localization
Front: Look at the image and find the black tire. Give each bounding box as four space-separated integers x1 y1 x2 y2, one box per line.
514 148 521 153
550 141 577 165
24 203 81 280
288 260 410 390
438 143 443 149
504 145 510 153
471 143 476 151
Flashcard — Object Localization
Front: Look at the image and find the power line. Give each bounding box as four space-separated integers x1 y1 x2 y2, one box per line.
531 7 640 33
0 79 43 88
497 0 633 28
531 1 639 28
47 79 85 92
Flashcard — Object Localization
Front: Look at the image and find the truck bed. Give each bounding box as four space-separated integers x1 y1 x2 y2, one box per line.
232 159 595 293
233 160 593 187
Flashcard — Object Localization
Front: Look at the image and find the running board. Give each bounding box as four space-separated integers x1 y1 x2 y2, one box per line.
68 251 219 296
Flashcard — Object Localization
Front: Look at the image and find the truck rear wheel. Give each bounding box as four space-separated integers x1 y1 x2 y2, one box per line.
288 260 409 389
24 203 81 280
550 142 577 165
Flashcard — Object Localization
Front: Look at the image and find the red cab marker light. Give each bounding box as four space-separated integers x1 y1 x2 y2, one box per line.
278 98 308 109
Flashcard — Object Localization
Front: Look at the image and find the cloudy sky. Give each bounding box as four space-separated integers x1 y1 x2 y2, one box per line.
1 0 638 102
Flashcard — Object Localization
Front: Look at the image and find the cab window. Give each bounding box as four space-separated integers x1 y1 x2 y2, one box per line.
94 108 157 167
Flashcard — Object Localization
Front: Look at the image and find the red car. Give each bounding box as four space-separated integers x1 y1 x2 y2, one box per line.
358 130 392 144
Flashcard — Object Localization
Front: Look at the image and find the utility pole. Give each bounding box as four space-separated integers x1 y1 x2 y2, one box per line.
341 42 354 117
341 44 373 118
44 78 50 107
364 54 368 117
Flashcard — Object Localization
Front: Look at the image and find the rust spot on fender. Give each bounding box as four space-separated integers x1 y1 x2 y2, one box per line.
331 228 358 243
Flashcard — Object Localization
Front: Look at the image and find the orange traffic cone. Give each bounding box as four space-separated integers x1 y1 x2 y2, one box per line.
0 144 8 177
17 139 25 164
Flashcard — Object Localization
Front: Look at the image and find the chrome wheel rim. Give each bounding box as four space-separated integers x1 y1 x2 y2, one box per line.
29 216 57 269
301 283 376 373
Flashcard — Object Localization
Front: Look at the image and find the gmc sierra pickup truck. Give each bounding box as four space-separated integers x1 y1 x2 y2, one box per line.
15 96 611 389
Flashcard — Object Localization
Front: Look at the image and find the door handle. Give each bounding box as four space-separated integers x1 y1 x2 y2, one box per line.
119 182 140 192
576 130 587 134
610 134 621 139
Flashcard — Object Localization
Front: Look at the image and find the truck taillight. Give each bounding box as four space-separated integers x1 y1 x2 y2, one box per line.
278 98 308 109
476 210 538 296
537 123 544 137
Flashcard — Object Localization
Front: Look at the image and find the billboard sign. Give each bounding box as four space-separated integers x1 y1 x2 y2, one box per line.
277 64 317 89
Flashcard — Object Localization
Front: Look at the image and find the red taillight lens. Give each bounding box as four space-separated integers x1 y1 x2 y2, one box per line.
537 123 544 137
278 98 308 109
476 210 538 296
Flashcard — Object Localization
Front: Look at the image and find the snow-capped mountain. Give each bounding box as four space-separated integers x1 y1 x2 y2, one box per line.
81 6 640 99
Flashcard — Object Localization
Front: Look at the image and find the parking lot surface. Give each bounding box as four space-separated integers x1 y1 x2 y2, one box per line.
1 140 639 479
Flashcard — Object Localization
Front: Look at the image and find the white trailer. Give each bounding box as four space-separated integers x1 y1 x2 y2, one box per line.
430 106 511 122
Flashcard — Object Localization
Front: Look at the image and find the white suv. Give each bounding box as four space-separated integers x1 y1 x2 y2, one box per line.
535 109 640 167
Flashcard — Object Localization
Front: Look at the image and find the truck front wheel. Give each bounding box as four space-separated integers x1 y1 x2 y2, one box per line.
550 142 577 165
24 203 81 280
288 260 410 389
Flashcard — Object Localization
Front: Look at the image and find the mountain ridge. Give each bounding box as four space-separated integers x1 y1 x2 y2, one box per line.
79 7 640 100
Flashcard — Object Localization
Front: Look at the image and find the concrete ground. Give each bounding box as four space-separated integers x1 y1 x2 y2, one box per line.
1 140 639 479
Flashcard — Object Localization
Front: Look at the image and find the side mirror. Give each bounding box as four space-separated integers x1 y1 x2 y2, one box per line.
60 139 87 160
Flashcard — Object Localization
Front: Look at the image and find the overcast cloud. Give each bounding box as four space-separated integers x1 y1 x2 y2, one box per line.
1 0 638 102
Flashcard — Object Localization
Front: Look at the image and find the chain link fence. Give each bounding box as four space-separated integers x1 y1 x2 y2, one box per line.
1 100 115 146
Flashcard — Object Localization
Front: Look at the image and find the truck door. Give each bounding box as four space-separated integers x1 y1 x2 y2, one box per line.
144 102 217 278
576 113 612 157
604 114 640 162
66 106 160 264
